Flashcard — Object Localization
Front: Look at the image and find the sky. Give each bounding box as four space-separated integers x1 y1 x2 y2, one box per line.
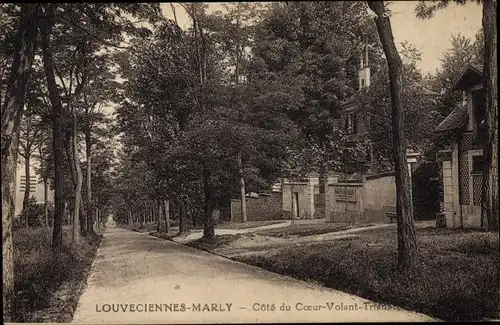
160 1 483 75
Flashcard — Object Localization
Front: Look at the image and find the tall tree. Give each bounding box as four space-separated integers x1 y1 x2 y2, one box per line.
482 0 498 231
1 4 40 321
367 1 418 270
38 3 161 250
249 2 384 203
218 3 264 222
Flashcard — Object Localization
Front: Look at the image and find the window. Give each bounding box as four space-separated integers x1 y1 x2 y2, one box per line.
468 149 483 206
20 175 37 193
472 155 484 174
361 78 365 87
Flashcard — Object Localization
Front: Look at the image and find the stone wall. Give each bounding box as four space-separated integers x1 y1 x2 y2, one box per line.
362 174 397 223
441 160 455 227
282 180 317 219
230 192 282 222
325 182 365 223
325 174 396 224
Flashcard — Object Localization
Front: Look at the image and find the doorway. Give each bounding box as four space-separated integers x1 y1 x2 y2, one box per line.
413 162 441 220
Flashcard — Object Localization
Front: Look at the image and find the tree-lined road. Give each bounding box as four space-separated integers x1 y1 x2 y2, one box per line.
72 227 435 324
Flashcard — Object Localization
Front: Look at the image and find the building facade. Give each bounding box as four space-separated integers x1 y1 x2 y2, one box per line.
435 65 486 228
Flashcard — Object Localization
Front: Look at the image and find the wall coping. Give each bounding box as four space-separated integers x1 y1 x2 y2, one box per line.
365 172 396 180
283 182 309 185
328 183 364 187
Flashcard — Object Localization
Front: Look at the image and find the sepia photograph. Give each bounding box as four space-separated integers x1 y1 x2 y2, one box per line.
1 1 498 323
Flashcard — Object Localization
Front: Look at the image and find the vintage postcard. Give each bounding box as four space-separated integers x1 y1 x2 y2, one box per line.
2 1 498 324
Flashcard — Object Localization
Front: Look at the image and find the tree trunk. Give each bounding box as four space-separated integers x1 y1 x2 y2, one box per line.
64 134 87 236
191 4 203 84
156 200 162 232
22 153 31 226
179 201 186 234
482 0 499 231
164 199 170 233
40 6 67 252
234 13 247 224
71 108 83 242
2 130 21 323
202 167 215 239
367 1 417 270
21 111 33 223
1 4 39 320
85 127 94 235
238 151 247 222
192 206 197 228
44 177 49 226
157 202 161 232
64 202 68 225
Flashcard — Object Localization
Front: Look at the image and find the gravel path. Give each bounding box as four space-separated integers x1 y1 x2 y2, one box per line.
72 226 436 323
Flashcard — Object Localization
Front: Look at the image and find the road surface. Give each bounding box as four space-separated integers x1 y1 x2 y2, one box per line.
72 227 436 323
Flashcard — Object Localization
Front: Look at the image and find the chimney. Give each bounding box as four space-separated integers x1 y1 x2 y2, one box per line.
358 36 371 90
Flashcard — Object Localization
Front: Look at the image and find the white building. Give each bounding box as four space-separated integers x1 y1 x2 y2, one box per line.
14 155 54 219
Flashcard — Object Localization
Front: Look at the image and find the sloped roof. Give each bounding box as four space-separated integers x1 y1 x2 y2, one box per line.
452 64 483 91
434 104 468 133
434 64 484 133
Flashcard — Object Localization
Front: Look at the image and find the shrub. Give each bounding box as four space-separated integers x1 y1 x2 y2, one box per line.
12 227 102 322
17 197 54 228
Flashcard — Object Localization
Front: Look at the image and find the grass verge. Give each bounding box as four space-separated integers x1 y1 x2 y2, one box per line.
184 234 244 251
148 231 175 241
253 222 374 238
217 220 287 230
187 227 498 321
12 226 102 322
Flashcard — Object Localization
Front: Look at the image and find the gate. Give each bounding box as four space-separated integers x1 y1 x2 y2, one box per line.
412 162 441 220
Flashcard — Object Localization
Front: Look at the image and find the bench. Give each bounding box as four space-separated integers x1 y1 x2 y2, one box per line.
383 205 397 223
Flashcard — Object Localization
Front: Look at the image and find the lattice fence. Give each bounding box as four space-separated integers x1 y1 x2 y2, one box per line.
459 134 473 205
472 174 483 206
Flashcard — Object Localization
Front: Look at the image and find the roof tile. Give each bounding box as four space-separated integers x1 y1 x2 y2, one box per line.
434 104 468 133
